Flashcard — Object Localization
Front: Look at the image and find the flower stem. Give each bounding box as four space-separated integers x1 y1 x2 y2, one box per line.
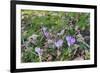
39 55 42 62
57 49 61 60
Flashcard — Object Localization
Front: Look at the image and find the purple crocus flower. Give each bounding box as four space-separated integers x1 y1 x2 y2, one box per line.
41 27 50 39
43 31 50 38
35 47 42 56
54 39 63 49
66 36 76 47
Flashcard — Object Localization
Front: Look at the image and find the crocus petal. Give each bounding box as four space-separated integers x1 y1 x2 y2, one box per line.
66 36 75 46
41 27 50 39
57 29 65 36
71 37 75 44
42 27 47 32
54 39 63 48
44 31 49 38
35 47 42 55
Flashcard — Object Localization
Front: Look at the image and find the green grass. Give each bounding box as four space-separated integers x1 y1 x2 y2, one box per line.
21 10 90 63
